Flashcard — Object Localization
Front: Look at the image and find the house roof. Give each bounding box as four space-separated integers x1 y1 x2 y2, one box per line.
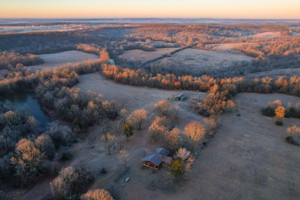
157 154 173 165
142 154 162 166
155 148 170 156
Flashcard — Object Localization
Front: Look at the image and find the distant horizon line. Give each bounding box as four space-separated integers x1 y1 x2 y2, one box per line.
1 17 300 20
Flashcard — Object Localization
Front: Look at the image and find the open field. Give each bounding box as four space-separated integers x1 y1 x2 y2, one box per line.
118 48 179 63
29 50 98 70
153 48 252 74
252 32 281 38
120 93 300 200
76 72 206 112
207 42 257 51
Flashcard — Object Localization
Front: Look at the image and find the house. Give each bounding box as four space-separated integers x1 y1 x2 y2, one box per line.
142 148 173 169
157 154 173 167
175 94 187 101
155 147 169 156
142 154 162 169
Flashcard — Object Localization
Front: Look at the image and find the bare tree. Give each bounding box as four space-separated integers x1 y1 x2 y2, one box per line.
176 148 191 161
166 127 180 151
126 109 148 130
183 121 206 152
148 116 167 142
154 100 172 116
101 133 116 155
118 149 129 167
204 117 217 136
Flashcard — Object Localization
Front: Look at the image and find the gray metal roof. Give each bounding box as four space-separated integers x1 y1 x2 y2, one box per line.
155 148 170 156
142 154 162 166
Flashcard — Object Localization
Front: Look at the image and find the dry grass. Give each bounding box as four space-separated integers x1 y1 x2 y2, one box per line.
29 50 98 70
121 93 300 200
118 48 179 63
76 73 206 112
153 48 252 74
252 32 281 38
207 43 256 51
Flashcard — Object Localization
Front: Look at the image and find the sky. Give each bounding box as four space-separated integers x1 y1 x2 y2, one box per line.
0 0 300 19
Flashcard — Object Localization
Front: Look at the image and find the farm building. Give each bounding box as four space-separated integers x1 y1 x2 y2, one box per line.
175 94 187 101
142 154 162 169
142 148 173 169
155 148 170 156
157 154 173 167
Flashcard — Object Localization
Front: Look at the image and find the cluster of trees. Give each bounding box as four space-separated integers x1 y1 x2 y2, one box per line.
147 100 217 154
0 32 103 54
235 37 300 72
127 24 257 46
102 63 300 97
0 56 104 97
236 38 300 58
0 106 76 187
101 64 217 91
76 44 101 55
171 148 195 178
36 67 118 131
262 100 300 118
0 51 43 70
50 165 94 199
0 104 38 159
197 84 236 117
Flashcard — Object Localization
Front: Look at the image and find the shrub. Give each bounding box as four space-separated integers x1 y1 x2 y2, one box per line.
56 147 73 161
126 109 148 130
287 107 300 118
285 136 299 146
262 106 275 117
124 123 134 141
170 160 183 178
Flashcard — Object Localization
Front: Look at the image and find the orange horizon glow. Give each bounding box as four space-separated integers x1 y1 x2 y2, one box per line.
0 0 300 19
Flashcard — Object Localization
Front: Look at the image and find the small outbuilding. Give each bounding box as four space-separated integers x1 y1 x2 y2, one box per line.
175 94 187 101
